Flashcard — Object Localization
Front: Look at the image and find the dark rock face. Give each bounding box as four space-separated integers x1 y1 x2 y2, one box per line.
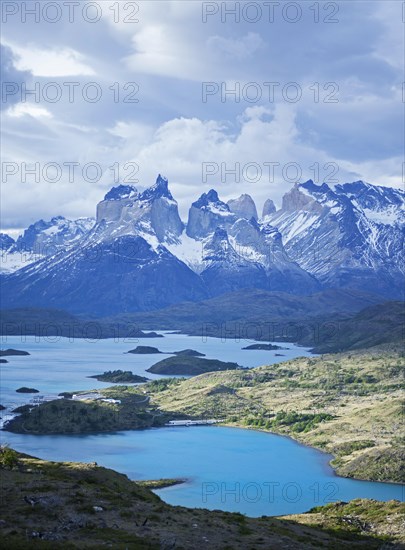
262 199 276 217
186 190 236 239
96 175 183 244
0 233 15 250
227 194 258 220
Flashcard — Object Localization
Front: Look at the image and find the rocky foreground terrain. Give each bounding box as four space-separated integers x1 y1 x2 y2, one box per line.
1 448 404 549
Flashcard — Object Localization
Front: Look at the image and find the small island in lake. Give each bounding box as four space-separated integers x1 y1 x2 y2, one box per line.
16 387 39 393
4 390 168 434
0 405 5 411
0 349 30 356
242 344 287 351
172 349 206 357
0 359 8 363
147 356 242 375
127 346 164 354
88 370 149 383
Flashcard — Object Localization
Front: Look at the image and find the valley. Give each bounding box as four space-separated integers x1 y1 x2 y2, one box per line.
0 178 404 547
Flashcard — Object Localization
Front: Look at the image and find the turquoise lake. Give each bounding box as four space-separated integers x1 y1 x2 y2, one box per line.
0 334 403 516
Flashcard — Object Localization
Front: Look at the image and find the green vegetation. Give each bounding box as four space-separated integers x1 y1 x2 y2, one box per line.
127 346 163 354
147 356 243 375
172 349 205 357
88 370 149 383
145 378 183 392
12 404 33 414
146 345 405 483
4 391 168 434
333 440 376 456
1 450 403 549
290 499 405 542
244 411 335 433
0 446 19 469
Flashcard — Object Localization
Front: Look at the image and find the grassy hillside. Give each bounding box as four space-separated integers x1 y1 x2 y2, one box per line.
1 448 404 548
7 345 404 483
146 345 405 483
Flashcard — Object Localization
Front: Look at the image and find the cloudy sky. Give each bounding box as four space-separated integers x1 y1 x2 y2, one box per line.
1 0 403 232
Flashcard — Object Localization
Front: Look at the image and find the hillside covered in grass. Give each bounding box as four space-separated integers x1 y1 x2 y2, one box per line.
146 345 405 483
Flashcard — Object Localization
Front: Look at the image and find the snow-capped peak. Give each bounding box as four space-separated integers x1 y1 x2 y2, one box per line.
138 174 174 203
186 189 235 239
192 189 229 211
104 184 138 201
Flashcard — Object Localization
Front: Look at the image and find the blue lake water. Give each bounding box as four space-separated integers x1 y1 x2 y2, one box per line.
0 333 313 410
2 427 403 517
0 334 403 516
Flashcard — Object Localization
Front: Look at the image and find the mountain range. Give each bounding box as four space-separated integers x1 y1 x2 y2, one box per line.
1 175 403 315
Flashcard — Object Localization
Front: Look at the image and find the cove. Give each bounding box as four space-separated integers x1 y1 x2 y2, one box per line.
2 426 403 517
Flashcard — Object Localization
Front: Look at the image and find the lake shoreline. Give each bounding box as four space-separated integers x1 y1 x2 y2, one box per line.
4 413 403 489
214 423 405 488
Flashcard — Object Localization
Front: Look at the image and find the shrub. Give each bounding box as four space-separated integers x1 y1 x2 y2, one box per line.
0 446 18 469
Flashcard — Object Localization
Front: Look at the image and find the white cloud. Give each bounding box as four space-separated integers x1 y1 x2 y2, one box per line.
7 104 53 119
0 0 402 229
2 104 402 227
4 42 95 77
124 24 203 80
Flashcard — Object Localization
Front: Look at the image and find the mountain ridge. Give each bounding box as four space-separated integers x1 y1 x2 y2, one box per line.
1 176 403 314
